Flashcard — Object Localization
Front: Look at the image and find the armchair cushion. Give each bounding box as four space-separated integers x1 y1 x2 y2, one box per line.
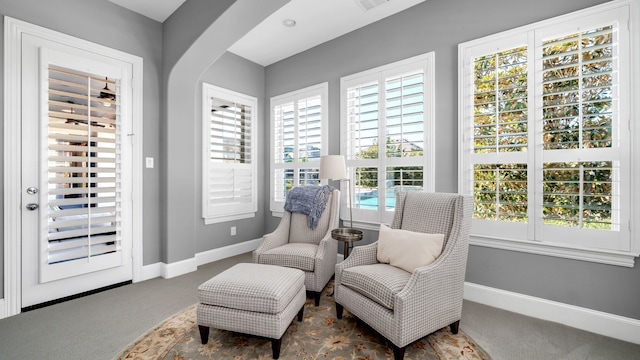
376 224 444 273
341 263 411 310
258 243 318 272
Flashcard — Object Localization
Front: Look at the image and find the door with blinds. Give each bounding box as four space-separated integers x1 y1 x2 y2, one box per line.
21 34 133 308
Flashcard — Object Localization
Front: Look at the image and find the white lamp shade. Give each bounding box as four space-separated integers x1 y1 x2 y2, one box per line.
320 155 347 180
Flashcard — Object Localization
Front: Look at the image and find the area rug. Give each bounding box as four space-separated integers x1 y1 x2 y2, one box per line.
116 281 490 360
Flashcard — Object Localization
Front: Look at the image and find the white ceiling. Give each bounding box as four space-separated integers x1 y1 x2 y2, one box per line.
108 0 425 66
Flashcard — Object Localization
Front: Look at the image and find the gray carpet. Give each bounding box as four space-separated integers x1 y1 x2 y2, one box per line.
0 252 638 360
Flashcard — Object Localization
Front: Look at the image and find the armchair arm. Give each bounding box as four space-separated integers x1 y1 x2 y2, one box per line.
315 232 337 263
392 237 468 346
252 212 291 263
311 232 338 289
334 242 379 286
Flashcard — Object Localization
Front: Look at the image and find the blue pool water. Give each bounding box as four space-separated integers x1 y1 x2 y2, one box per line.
356 194 395 209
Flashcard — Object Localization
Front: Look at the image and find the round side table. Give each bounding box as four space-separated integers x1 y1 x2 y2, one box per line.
331 228 363 259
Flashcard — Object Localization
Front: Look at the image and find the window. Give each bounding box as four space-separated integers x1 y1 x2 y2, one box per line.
341 53 435 227
458 1 638 266
270 83 328 213
202 83 257 224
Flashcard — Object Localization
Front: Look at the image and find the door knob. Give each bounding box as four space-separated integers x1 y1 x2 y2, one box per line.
26 187 39 195
26 203 39 211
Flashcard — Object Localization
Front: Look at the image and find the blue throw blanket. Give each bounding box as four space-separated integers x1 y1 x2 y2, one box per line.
284 185 334 229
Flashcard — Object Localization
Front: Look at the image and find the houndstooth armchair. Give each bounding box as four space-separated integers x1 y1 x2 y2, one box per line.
334 192 473 360
253 189 340 306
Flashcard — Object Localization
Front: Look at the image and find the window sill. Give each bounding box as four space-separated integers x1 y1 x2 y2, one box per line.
340 219 384 231
470 235 638 268
204 213 255 225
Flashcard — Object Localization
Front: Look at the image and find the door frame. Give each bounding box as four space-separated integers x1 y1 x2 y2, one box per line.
3 17 144 318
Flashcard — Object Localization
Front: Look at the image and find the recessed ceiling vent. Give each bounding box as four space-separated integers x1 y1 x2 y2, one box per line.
356 0 389 12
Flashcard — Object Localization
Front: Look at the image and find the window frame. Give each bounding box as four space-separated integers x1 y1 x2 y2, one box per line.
340 52 435 229
457 0 639 267
201 83 258 224
269 82 329 215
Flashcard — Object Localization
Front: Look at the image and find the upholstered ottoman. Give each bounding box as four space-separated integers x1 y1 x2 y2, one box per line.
196 263 306 359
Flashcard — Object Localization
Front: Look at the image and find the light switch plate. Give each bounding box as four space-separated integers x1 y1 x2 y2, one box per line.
146 157 154 168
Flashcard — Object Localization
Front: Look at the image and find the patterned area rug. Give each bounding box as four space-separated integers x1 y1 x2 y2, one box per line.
116 281 490 360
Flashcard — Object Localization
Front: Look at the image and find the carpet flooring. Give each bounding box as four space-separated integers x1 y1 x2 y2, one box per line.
116 281 489 359
0 252 639 360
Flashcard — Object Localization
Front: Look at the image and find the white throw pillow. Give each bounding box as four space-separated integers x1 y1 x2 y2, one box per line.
376 224 444 273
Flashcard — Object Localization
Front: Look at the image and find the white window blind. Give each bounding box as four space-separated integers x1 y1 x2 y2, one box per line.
469 42 531 240
46 65 122 270
341 53 434 226
202 84 257 224
540 26 618 231
459 2 634 261
270 83 328 213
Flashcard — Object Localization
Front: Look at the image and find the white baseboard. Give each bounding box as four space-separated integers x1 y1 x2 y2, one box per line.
162 257 197 279
140 238 262 281
0 299 5 319
195 238 261 266
464 282 640 345
141 262 162 281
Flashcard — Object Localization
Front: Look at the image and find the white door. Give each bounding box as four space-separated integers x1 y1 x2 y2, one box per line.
21 33 134 308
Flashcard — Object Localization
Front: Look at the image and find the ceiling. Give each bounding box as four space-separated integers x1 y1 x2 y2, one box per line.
108 0 425 66
108 0 186 23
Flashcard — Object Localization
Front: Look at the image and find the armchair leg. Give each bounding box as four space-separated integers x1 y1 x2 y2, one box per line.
336 303 343 319
314 291 321 306
450 320 460 334
392 345 406 360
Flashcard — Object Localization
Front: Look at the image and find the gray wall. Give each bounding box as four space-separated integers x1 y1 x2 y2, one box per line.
161 0 288 264
195 52 267 252
0 0 163 298
263 0 640 320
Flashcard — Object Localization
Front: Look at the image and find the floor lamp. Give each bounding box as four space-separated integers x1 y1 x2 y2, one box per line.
319 155 362 258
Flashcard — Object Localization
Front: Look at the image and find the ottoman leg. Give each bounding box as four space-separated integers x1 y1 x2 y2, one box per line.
198 325 210 344
297 305 304 321
271 338 282 359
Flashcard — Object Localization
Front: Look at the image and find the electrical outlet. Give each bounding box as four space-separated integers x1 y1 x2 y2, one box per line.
145 157 154 168
230 226 236 236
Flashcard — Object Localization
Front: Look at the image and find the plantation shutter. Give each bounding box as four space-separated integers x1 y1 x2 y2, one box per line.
460 4 630 252
384 71 424 158
296 96 322 185
45 64 122 281
383 70 426 210
203 84 257 223
537 17 628 250
471 46 530 228
272 101 295 204
346 79 381 211
346 80 379 160
341 54 433 224
270 83 327 212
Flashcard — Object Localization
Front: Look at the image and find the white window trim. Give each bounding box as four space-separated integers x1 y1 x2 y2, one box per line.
340 52 435 226
201 83 258 224
270 82 329 216
457 0 639 267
